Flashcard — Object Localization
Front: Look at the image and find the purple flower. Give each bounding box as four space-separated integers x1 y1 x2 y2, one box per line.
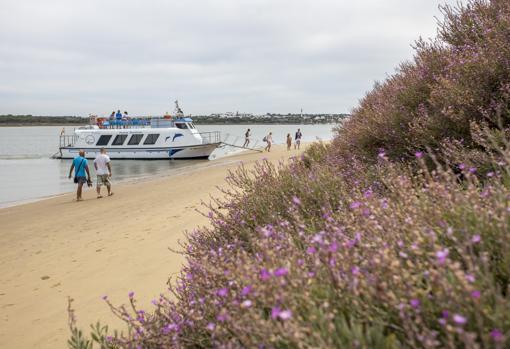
465 274 476 283
259 268 271 281
453 314 467 325
328 241 338 253
102 295 108 301
306 246 317 255
458 163 466 170
128 291 135 299
271 306 281 320
206 322 216 331
435 248 449 265
469 167 477 174
471 290 481 299
292 196 301 205
274 267 289 277
241 285 252 296
415 151 423 158
490 329 504 342
351 266 360 275
410 299 420 309
350 201 361 209
217 288 228 297
271 306 292 320
471 234 481 244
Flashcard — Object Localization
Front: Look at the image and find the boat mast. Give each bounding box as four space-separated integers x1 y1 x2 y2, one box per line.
174 100 184 118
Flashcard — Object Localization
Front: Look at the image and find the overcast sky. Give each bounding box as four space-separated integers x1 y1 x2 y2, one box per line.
0 0 462 116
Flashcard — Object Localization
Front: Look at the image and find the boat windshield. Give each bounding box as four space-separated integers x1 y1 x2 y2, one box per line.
175 123 187 129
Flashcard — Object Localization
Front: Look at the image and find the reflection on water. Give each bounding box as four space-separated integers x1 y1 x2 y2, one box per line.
0 124 335 207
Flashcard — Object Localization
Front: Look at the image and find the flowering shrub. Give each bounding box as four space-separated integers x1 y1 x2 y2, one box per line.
336 0 510 163
69 1 510 348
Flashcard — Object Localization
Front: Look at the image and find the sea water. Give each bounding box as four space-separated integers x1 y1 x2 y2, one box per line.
0 124 336 207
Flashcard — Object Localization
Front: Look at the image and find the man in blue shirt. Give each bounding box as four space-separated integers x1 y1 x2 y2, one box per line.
68 150 92 201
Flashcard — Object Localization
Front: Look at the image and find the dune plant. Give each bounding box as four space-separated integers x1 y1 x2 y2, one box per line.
69 1 510 348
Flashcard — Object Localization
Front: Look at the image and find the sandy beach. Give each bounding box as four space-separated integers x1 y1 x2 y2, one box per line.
0 144 304 349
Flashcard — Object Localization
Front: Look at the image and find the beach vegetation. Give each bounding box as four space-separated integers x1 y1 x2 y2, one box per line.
69 1 510 348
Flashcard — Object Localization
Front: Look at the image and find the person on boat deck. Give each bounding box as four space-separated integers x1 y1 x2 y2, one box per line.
243 128 251 148
68 150 92 202
94 148 113 199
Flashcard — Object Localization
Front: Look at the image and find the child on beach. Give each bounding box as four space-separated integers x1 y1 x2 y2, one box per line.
286 133 292 151
264 132 273 152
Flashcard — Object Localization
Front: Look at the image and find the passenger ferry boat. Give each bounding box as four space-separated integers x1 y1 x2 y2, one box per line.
55 101 221 160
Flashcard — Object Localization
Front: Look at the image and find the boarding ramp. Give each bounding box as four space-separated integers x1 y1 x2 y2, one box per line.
220 133 263 153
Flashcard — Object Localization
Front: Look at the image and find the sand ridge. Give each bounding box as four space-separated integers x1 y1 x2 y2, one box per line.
0 144 304 349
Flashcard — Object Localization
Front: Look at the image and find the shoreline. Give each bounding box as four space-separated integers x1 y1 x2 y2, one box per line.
0 147 251 210
0 144 305 349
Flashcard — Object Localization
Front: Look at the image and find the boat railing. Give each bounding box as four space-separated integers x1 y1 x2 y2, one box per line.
60 134 78 147
199 131 221 144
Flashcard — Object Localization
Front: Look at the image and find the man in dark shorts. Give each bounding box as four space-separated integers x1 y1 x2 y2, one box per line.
68 149 92 201
295 128 303 150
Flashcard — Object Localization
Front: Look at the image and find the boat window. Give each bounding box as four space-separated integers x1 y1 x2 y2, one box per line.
175 123 187 129
188 123 195 129
127 134 144 145
96 135 112 146
144 134 160 145
112 134 128 146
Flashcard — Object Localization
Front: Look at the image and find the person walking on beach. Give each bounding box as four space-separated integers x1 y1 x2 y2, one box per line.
264 132 273 152
243 128 251 148
68 150 92 202
286 133 292 151
94 148 113 198
294 128 303 150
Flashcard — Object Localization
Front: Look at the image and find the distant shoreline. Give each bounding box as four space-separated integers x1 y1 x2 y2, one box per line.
0 121 340 127
0 114 346 127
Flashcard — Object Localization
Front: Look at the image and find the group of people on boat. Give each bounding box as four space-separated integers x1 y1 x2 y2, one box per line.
68 148 113 201
242 128 303 152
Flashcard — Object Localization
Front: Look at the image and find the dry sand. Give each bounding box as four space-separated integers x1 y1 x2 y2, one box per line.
0 144 304 349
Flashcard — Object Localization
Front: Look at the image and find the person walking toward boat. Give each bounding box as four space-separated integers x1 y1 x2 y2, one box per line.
243 128 251 148
294 128 303 150
286 133 292 151
94 148 113 198
264 132 273 152
68 150 92 201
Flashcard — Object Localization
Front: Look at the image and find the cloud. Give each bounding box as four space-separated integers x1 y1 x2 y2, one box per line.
0 0 463 115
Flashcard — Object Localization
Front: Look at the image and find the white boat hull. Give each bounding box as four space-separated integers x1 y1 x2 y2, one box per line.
58 143 219 160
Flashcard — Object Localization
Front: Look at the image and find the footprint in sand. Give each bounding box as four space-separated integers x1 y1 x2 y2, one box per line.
41 275 50 280
2 304 14 308
51 283 61 288
96 249 102 252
